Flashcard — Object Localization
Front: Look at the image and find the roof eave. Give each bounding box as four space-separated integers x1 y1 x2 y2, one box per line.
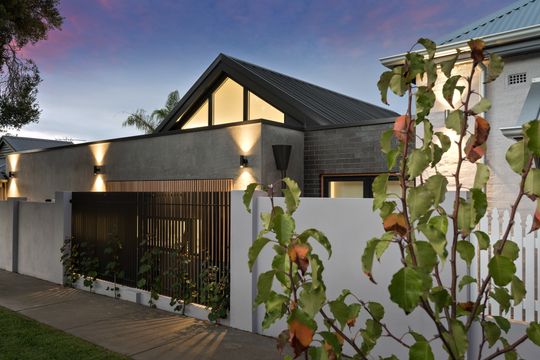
380 24 540 67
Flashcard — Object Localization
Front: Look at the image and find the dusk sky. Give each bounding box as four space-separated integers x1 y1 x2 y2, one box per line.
16 0 512 142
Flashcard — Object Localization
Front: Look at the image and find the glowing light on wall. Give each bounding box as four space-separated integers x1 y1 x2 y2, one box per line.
7 154 19 171
6 154 20 198
228 124 261 154
235 168 257 190
89 143 110 192
92 175 106 192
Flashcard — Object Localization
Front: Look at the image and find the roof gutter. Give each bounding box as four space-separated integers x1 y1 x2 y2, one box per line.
380 24 540 67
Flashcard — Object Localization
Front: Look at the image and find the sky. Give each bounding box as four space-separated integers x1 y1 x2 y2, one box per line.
13 0 513 142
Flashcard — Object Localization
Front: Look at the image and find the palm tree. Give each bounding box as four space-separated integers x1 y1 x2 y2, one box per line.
122 90 180 134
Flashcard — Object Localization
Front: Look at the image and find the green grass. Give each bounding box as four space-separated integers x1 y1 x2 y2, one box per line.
0 306 129 360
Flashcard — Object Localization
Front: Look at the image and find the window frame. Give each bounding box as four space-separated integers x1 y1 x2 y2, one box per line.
321 173 400 198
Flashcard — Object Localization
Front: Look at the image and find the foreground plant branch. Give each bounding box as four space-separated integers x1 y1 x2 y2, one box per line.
244 37 540 360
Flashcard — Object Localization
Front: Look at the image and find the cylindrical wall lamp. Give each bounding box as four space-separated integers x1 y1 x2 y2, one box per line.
272 144 292 179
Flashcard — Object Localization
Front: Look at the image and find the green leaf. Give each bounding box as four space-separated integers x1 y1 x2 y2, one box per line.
408 186 433 222
493 316 510 333
271 211 295 246
506 139 529 174
328 298 361 330
389 267 430 314
489 255 516 286
442 320 468 359
298 229 332 257
442 75 462 108
387 148 401 170
408 149 431 178
491 287 512 313
360 318 382 354
408 241 437 272
456 240 475 266
525 168 540 198
473 230 490 250
319 331 342 356
458 275 476 291
435 132 451 152
440 50 460 78
248 237 271 271
511 275 526 305
527 322 540 346
471 98 491 114
390 67 407 97
416 88 435 120
381 129 394 154
255 270 275 305
367 301 384 321
372 174 388 210
429 286 451 313
471 188 488 223
299 282 326 317
500 338 517 360
282 178 301 215
457 198 475 236
418 222 447 262
409 340 434 360
375 232 393 260
243 183 258 213
493 240 519 261
445 110 464 133
418 38 436 59
362 238 379 283
473 163 490 189
378 71 394 105
422 120 433 148
487 53 504 82
482 321 501 347
425 173 448 206
309 254 324 290
526 120 540 156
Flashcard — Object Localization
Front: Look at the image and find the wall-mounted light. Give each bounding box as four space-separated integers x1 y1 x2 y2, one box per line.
93 165 103 175
240 155 249 168
272 144 292 179
8 171 16 179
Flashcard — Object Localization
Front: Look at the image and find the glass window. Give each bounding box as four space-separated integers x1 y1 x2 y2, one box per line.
213 78 243 125
182 101 208 129
329 181 364 198
248 92 284 123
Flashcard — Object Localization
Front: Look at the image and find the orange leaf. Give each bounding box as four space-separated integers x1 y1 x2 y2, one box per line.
458 301 474 312
465 137 486 163
468 39 485 63
288 244 310 274
393 115 412 142
289 320 314 357
383 213 407 236
474 116 490 146
530 202 540 233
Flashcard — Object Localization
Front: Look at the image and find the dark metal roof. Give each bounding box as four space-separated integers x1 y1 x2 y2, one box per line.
1 136 73 152
156 54 398 132
438 0 540 45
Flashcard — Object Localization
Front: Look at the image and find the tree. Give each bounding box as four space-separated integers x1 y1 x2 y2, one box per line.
122 90 180 134
244 38 540 359
0 0 63 131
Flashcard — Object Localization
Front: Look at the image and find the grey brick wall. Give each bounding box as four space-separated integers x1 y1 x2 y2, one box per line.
303 122 393 197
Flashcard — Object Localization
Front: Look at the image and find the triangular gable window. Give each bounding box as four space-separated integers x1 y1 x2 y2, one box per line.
182 100 208 129
248 92 284 123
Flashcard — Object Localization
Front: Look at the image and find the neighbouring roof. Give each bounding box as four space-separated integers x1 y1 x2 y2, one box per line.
1 136 73 153
156 54 398 132
438 0 540 46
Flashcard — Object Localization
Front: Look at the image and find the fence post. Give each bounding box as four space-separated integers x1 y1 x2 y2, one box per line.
55 192 72 284
7 198 22 273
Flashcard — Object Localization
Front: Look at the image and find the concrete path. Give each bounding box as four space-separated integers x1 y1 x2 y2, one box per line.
0 270 282 359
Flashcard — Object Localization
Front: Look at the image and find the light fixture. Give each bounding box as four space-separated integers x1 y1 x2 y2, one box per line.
8 171 16 179
240 155 248 168
272 144 292 179
93 165 103 175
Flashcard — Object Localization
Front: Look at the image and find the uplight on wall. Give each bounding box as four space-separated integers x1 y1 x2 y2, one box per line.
240 155 248 168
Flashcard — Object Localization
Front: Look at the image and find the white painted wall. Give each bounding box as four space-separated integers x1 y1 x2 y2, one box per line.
0 201 12 271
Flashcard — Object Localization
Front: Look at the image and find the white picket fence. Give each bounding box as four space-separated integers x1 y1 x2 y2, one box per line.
474 209 539 322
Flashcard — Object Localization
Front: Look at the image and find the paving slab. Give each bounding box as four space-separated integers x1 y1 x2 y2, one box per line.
0 270 282 359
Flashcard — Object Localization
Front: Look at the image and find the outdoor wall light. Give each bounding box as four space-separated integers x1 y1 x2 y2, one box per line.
93 165 103 175
8 171 16 179
272 144 292 179
240 155 249 168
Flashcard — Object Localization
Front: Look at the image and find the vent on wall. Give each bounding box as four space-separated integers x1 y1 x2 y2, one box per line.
508 72 527 85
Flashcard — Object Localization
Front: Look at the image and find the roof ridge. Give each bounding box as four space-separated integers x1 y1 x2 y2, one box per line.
224 54 397 116
2 135 71 142
438 0 537 45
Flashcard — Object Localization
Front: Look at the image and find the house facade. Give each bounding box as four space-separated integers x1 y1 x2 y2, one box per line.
6 54 397 202
381 0 540 210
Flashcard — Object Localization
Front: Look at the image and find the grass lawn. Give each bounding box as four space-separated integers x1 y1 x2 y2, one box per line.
0 306 129 360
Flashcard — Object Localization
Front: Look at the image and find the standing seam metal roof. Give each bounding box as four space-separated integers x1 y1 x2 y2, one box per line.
2 136 73 152
438 0 540 45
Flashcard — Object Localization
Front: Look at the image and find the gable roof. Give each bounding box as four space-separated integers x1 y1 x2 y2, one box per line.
438 0 540 46
1 136 72 153
156 54 397 132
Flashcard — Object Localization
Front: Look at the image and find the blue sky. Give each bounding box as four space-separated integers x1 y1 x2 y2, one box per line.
16 0 511 141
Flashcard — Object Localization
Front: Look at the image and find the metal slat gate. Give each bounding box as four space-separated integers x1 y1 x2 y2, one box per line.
71 191 230 306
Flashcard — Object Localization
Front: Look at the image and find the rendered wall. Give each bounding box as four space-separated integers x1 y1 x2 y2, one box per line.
0 201 13 271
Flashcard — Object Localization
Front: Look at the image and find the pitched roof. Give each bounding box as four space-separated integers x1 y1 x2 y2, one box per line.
156 54 397 132
438 0 540 45
1 136 73 152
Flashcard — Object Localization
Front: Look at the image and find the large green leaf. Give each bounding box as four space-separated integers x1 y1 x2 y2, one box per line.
506 139 529 174
429 286 451 314
248 237 271 271
525 120 540 156
381 129 394 154
457 198 474 236
511 275 526 305
491 287 512 313
378 71 394 105
471 188 488 223
493 316 510 333
309 254 324 290
299 282 326 317
425 173 448 206
367 301 385 321
482 321 501 347
442 75 462 108
409 340 434 360
262 291 289 329
408 241 437 272
435 132 451 152
416 89 436 120
445 110 464 133
493 240 519 261
527 322 540 346
418 221 447 262
442 320 468 359
360 318 383 355
471 98 491 114
458 275 476 291
473 230 490 250
328 298 361 330
525 168 540 198
408 149 431 178
271 212 295 246
473 163 490 189
487 53 504 82
297 228 332 257
255 270 275 305
243 183 259 213
388 267 430 314
418 38 436 59
390 67 407 96
372 174 389 210
408 186 433 222
362 238 379 283
440 50 460 78
456 240 475 266
488 255 516 286
283 177 301 214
